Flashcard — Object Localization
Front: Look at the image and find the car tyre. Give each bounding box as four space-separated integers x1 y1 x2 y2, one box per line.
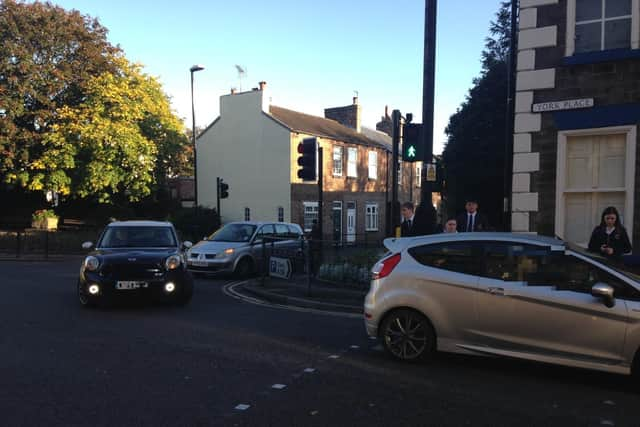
77 281 96 308
380 309 436 362
234 258 253 279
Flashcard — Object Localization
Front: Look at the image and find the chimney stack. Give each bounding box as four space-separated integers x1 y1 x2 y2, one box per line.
353 96 358 105
230 88 236 95
259 81 267 91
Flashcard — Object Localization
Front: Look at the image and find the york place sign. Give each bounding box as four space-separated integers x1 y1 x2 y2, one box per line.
532 98 594 113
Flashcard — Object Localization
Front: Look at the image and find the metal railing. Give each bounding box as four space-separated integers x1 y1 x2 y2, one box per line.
0 228 101 258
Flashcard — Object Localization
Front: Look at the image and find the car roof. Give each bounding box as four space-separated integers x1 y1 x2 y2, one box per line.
385 232 566 253
107 220 173 227
226 221 302 229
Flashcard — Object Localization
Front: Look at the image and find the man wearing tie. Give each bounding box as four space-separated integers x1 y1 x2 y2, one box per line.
456 197 489 232
400 202 417 237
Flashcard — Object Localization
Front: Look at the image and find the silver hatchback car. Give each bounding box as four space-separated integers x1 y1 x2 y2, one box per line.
186 221 304 277
365 232 640 376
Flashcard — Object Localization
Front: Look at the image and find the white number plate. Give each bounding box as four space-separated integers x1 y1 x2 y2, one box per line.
116 281 148 290
191 260 208 267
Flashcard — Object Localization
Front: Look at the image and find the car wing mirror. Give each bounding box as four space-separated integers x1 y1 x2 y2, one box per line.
202 236 208 241
591 282 615 308
183 241 193 249
82 241 93 250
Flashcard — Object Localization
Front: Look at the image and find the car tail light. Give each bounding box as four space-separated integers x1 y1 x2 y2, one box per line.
371 253 401 280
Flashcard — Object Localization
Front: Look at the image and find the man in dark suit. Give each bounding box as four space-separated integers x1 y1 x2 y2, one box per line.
400 202 417 237
456 198 489 232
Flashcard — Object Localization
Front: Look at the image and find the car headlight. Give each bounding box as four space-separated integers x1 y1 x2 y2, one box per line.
218 248 234 258
165 254 182 270
84 256 100 272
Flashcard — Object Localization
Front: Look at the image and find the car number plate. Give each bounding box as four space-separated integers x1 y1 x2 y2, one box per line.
116 281 148 290
191 260 208 267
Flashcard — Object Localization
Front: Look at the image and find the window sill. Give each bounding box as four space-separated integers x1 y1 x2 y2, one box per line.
563 48 640 66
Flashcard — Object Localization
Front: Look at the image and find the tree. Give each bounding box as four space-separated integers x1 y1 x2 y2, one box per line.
36 56 189 202
0 1 192 204
0 0 120 188
441 1 512 229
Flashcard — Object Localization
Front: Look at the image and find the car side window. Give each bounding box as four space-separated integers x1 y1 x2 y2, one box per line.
255 224 275 242
482 243 549 282
286 225 302 239
408 242 482 276
275 224 289 239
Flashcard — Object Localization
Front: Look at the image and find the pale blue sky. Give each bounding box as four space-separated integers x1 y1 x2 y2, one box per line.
50 0 503 153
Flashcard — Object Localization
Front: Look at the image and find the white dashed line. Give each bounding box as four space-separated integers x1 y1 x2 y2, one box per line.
234 404 251 411
328 354 340 359
350 345 360 349
271 384 287 390
303 368 316 373
600 420 615 426
603 400 616 406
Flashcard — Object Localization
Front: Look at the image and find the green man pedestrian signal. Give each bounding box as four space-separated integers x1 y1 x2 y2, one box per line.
219 179 229 199
403 123 422 163
297 137 317 181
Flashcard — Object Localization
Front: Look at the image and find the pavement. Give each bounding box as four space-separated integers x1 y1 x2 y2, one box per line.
239 274 367 314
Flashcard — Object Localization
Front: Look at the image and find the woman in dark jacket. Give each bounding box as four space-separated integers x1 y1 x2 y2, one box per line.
588 206 632 258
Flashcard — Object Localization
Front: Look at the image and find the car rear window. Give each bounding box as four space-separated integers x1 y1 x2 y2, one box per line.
408 242 482 276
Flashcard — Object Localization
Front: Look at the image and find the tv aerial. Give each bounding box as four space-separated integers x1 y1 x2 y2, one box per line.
235 65 246 92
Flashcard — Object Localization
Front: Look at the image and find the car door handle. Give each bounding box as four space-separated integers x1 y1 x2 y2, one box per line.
487 287 504 296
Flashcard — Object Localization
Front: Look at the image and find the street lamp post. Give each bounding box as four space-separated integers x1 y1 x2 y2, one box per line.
190 64 204 209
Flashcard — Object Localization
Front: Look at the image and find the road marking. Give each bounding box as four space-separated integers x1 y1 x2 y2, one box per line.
271 384 287 390
222 281 362 319
310 410 319 416
303 368 316 373
603 400 616 406
328 355 340 359
350 345 360 349
234 404 250 411
600 420 615 426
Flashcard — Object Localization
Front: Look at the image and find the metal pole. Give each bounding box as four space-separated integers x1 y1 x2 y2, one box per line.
216 177 221 223
317 147 323 242
191 70 198 209
421 0 437 202
503 0 519 231
391 110 401 233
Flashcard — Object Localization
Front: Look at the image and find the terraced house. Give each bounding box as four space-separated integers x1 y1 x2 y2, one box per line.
196 82 420 244
512 0 640 247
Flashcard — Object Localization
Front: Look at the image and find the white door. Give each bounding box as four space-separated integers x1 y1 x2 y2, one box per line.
346 202 356 243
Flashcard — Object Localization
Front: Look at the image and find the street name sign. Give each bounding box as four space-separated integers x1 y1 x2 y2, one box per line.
532 98 594 113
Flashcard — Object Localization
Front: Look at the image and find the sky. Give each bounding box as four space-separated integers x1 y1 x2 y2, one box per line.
49 0 503 154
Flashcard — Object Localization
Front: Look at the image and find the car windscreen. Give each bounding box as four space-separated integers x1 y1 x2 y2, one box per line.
99 226 177 248
567 242 640 282
208 224 257 243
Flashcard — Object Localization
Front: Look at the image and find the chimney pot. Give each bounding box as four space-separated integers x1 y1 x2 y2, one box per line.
353 96 358 105
231 88 236 94
259 81 267 91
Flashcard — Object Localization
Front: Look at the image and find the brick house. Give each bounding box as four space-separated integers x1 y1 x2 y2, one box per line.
196 82 420 244
512 0 640 248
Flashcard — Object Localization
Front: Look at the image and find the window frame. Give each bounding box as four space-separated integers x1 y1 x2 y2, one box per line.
407 241 484 276
365 203 379 231
278 206 284 222
303 201 319 232
333 146 343 177
566 0 640 56
347 147 358 178
244 207 251 221
368 151 378 180
554 125 636 246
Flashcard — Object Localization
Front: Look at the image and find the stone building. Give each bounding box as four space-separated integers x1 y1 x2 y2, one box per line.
512 0 640 247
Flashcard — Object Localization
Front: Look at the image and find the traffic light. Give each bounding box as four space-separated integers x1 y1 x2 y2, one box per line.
297 137 317 181
219 179 229 199
402 123 422 163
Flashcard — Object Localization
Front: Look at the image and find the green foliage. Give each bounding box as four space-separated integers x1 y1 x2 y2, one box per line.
0 1 192 204
31 209 57 221
442 2 511 227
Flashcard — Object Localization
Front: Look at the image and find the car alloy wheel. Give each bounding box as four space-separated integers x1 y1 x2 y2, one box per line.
235 258 253 279
77 281 94 307
381 309 435 361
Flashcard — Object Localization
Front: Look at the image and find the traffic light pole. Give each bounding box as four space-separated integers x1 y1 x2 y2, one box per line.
216 177 221 223
421 0 437 202
317 147 323 240
391 110 401 236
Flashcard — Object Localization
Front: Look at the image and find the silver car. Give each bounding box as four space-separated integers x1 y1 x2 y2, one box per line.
365 232 640 376
186 221 304 277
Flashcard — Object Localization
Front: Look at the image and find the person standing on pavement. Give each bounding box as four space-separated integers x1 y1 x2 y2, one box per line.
400 202 417 237
588 206 632 259
456 198 489 232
